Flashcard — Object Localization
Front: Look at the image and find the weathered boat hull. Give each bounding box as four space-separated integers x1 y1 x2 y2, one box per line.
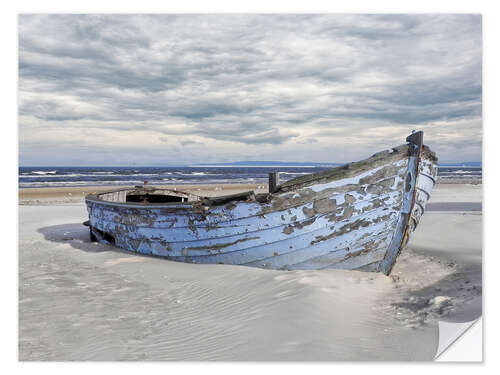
85 132 437 275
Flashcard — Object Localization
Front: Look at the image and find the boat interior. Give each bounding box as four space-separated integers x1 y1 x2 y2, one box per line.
92 185 274 206
95 187 201 204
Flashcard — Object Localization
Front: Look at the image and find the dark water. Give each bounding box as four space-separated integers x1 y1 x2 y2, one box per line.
18 165 482 188
18 166 327 188
436 167 482 181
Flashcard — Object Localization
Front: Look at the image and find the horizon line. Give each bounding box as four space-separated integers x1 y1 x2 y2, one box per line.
19 161 483 168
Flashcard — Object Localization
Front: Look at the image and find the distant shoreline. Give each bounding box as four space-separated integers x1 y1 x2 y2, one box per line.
187 165 325 168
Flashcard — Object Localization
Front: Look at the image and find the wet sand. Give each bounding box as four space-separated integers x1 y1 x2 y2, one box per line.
18 183 482 360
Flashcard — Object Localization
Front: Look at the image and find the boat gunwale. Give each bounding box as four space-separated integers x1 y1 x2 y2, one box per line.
85 196 195 209
85 187 201 208
278 143 436 192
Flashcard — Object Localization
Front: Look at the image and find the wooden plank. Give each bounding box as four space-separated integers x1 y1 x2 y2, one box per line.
324 247 388 270
167 213 399 267
104 207 399 260
250 232 393 270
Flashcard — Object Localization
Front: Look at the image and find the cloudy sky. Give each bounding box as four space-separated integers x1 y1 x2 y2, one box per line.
18 14 482 166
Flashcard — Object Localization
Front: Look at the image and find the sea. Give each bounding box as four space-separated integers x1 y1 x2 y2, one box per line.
18 165 482 188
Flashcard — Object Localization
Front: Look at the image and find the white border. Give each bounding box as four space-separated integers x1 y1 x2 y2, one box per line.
4 1 496 373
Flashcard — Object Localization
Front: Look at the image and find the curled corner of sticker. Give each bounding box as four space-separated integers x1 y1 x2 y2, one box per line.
434 317 482 361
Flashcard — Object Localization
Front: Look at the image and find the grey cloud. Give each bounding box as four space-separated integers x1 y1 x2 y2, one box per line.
179 140 204 147
18 14 482 164
298 138 319 144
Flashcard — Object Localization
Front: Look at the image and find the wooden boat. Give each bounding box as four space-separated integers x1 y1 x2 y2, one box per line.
84 131 437 275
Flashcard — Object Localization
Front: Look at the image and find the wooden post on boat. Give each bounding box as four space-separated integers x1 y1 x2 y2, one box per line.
269 172 280 193
406 130 424 156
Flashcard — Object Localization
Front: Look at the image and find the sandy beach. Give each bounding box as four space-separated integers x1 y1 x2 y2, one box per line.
18 183 482 361
18 183 269 205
